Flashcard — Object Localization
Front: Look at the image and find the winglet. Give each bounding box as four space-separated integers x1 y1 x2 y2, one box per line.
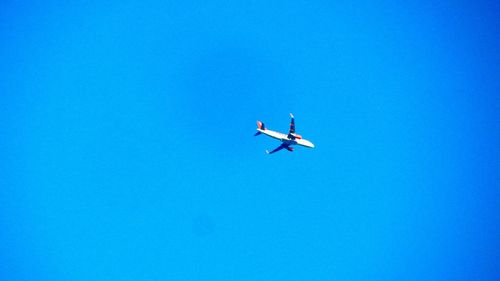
290 113 294 118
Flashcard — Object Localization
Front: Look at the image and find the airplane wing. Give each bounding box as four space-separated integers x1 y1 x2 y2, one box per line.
266 143 292 154
289 113 295 134
266 144 287 154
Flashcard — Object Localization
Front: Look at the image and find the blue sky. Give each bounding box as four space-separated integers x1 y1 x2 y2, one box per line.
1 1 499 280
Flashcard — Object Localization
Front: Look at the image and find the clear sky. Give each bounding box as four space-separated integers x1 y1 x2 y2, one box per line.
1 1 499 280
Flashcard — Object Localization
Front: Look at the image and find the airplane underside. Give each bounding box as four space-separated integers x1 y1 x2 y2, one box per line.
255 113 314 154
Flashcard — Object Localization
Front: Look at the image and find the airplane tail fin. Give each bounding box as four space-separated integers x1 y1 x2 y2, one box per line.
256 121 265 130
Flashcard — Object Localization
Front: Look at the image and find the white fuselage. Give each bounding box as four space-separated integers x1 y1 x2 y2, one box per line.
257 128 315 148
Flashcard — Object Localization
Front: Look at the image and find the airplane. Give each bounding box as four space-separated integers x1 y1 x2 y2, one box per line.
254 113 315 154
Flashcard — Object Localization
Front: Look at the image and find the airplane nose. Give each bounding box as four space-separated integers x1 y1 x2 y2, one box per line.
305 140 315 148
